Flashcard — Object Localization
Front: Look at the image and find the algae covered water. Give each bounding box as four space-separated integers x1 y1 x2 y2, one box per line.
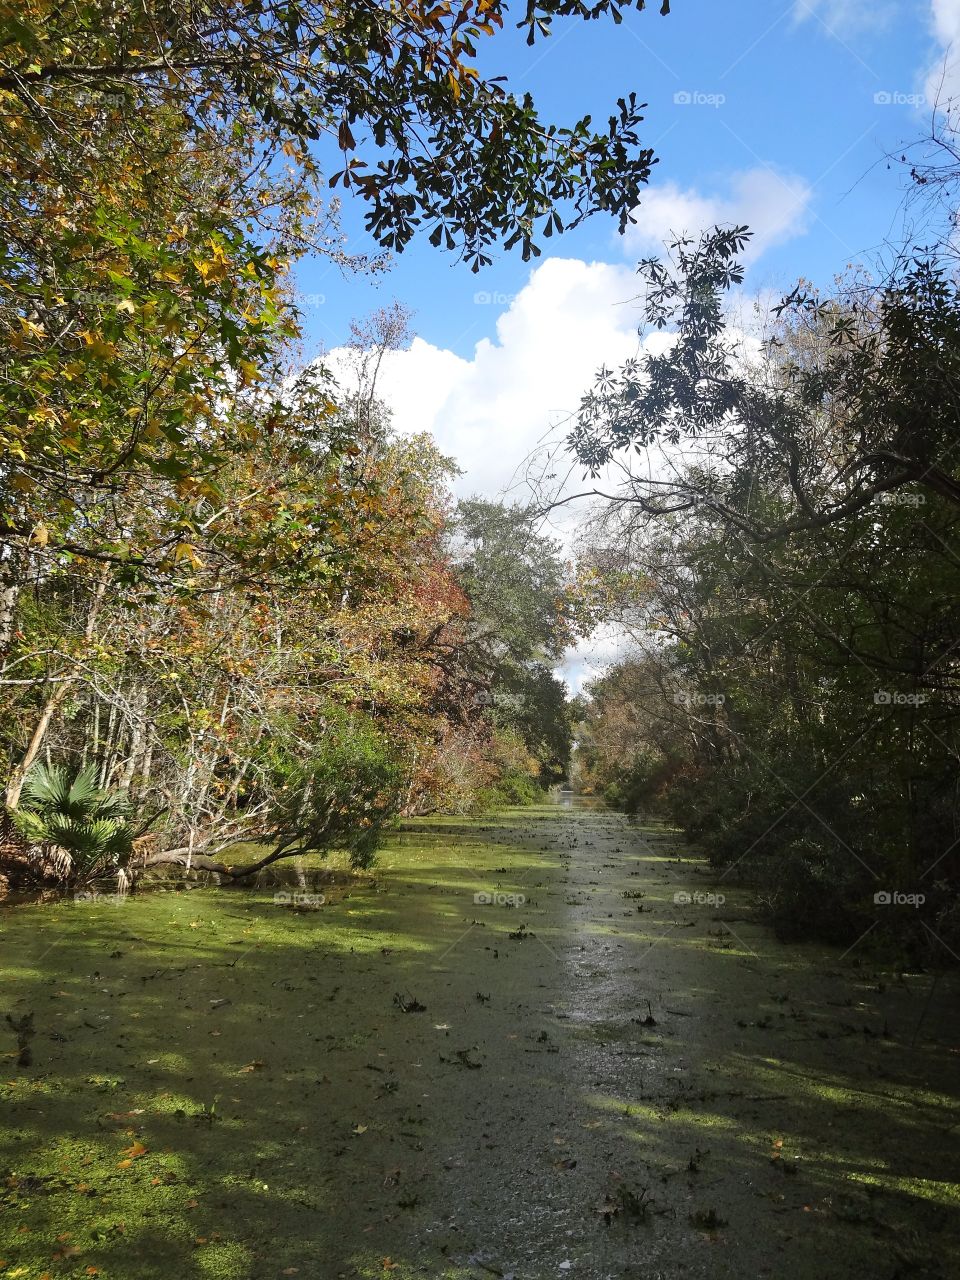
1 800 957 1278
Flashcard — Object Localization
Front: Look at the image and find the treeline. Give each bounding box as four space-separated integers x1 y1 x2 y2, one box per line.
571 217 960 959
1 0 664 884
1 340 578 880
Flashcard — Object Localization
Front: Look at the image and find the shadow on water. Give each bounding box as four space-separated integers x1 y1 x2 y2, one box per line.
0 800 957 1279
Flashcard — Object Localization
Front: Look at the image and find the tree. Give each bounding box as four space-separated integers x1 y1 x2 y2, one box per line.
1 0 667 268
1 0 673 621
566 227 960 543
574 427 960 953
448 499 582 784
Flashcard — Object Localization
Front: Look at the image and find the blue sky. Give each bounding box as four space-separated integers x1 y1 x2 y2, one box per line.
296 0 952 359
292 0 960 690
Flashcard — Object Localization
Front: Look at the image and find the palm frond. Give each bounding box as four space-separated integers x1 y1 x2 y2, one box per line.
20 763 71 811
16 762 134 882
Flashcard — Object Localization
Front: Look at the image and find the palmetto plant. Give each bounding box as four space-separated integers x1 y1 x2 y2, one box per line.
11 764 133 884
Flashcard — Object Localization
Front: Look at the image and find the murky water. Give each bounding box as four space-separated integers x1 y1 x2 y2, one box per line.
0 800 957 1278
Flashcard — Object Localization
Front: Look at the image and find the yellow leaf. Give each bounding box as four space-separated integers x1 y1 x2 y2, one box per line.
19 316 45 340
173 542 203 570
80 331 118 360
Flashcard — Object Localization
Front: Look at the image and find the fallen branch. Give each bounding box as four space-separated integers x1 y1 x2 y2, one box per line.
140 849 232 875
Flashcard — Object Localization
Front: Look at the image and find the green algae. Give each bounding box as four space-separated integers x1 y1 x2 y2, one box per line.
0 803 957 1279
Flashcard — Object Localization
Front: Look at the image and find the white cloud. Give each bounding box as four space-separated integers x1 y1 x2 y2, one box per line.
323 176 809 694
624 168 812 261
926 0 960 107
323 173 808 505
563 622 640 696
793 0 899 35
325 258 652 696
328 256 641 501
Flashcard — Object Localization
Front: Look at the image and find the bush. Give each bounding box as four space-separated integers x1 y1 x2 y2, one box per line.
11 763 133 885
483 768 543 808
261 713 405 870
752 839 870 945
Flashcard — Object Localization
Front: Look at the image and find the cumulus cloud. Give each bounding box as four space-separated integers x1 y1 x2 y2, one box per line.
926 0 960 108
322 169 811 691
324 172 810 503
624 168 812 260
325 259 651 694
328 257 641 501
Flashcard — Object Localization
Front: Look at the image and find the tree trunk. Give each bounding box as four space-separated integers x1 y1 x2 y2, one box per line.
3 573 109 808
4 678 77 808
0 548 23 659
118 688 148 793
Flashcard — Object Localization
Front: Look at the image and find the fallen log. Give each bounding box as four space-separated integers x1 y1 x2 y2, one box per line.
140 849 233 875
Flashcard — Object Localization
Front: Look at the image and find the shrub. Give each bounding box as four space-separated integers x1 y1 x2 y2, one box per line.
262 714 405 870
11 763 133 884
748 839 870 945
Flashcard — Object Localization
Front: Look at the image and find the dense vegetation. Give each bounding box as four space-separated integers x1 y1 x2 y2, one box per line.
0 0 649 885
3 0 958 971
571 220 960 958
